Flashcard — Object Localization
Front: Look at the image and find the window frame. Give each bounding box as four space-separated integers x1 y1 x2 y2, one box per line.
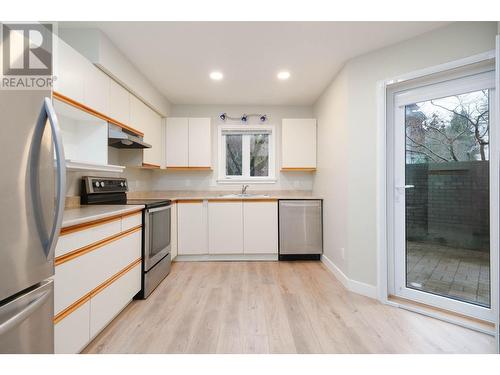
217 124 276 183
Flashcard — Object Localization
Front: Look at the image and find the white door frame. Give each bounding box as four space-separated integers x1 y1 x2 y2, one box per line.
376 51 499 334
392 73 496 322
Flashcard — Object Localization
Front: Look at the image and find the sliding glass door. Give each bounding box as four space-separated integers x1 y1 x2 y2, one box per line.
392 70 497 321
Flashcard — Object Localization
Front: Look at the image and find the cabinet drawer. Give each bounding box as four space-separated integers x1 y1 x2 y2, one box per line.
90 263 141 339
121 212 142 231
56 218 122 258
54 229 141 314
54 300 90 354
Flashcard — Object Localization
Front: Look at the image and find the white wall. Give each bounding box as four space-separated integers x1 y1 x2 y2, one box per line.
313 21 498 287
151 104 315 191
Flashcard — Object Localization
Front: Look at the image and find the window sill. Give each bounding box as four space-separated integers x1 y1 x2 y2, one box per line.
217 178 277 184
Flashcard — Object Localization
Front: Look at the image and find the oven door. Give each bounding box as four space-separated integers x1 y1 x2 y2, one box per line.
144 205 172 271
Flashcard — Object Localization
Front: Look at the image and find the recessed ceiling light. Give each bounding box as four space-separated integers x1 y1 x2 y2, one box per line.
277 71 290 80
210 71 223 80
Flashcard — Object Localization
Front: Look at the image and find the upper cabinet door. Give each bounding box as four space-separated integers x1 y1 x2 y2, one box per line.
188 118 211 167
166 118 189 167
129 95 149 134
54 37 86 103
84 66 110 115
143 106 163 167
108 79 130 125
281 118 317 169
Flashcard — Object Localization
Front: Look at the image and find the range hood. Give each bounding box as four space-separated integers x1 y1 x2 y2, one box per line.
108 124 151 149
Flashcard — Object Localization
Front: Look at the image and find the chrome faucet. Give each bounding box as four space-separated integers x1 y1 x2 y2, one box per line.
241 184 249 195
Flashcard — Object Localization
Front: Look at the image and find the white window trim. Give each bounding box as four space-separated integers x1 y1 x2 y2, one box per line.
217 124 276 184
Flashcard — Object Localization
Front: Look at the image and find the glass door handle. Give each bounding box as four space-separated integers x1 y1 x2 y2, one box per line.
395 185 415 189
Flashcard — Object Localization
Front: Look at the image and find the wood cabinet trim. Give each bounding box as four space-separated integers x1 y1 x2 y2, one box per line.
142 162 161 169
243 198 278 202
165 166 212 171
53 91 144 137
207 199 243 203
55 225 142 266
281 167 317 172
53 258 141 324
60 209 143 236
176 199 204 203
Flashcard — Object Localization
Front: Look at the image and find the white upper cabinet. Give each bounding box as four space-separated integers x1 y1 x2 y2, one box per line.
165 118 189 167
165 117 211 169
281 118 317 170
84 66 109 115
55 36 109 115
130 95 163 167
188 118 211 167
54 37 86 103
143 106 163 167
108 79 130 125
129 94 148 134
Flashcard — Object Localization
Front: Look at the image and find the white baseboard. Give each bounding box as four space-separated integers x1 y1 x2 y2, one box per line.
175 254 278 262
321 254 377 299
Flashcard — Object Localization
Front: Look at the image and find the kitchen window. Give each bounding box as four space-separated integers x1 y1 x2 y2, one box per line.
218 125 276 182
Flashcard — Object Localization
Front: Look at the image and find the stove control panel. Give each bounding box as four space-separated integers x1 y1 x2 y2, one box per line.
83 176 128 194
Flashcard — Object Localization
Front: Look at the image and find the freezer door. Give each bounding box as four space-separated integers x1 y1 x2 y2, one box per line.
279 200 323 255
0 280 54 353
0 91 66 302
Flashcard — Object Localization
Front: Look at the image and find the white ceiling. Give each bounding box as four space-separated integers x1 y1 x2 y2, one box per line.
60 22 448 105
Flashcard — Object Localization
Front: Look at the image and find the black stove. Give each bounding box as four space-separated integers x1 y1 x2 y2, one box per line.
80 176 171 208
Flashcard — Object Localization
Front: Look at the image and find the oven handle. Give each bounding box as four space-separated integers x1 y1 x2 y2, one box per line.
146 204 173 214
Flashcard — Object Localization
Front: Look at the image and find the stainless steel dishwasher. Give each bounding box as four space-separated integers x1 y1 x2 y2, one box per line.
278 200 323 260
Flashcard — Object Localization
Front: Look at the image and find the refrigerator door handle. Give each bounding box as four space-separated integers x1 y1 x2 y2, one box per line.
31 98 66 259
0 289 51 336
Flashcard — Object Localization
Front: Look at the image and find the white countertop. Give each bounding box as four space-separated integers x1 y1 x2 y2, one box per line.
62 205 144 228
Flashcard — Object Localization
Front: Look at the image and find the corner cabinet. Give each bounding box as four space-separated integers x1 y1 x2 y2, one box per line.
165 117 211 170
281 118 317 171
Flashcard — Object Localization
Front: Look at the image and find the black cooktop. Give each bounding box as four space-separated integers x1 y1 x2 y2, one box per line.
80 176 171 209
125 198 172 209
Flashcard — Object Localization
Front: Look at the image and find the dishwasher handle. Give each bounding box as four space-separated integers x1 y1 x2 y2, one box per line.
279 200 322 208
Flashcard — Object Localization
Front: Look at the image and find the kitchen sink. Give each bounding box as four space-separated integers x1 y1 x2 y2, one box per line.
218 193 270 198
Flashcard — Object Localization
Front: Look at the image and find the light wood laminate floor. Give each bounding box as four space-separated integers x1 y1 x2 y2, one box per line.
83 261 496 354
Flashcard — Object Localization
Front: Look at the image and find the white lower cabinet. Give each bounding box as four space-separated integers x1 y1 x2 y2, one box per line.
90 263 141 339
243 201 278 254
177 200 278 257
177 201 207 255
54 300 90 354
54 229 141 315
54 214 142 353
208 201 243 254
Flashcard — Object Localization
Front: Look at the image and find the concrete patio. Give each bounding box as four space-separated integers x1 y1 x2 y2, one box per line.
406 241 490 307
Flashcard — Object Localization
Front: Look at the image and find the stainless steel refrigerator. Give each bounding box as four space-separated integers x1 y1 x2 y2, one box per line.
0 90 65 353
